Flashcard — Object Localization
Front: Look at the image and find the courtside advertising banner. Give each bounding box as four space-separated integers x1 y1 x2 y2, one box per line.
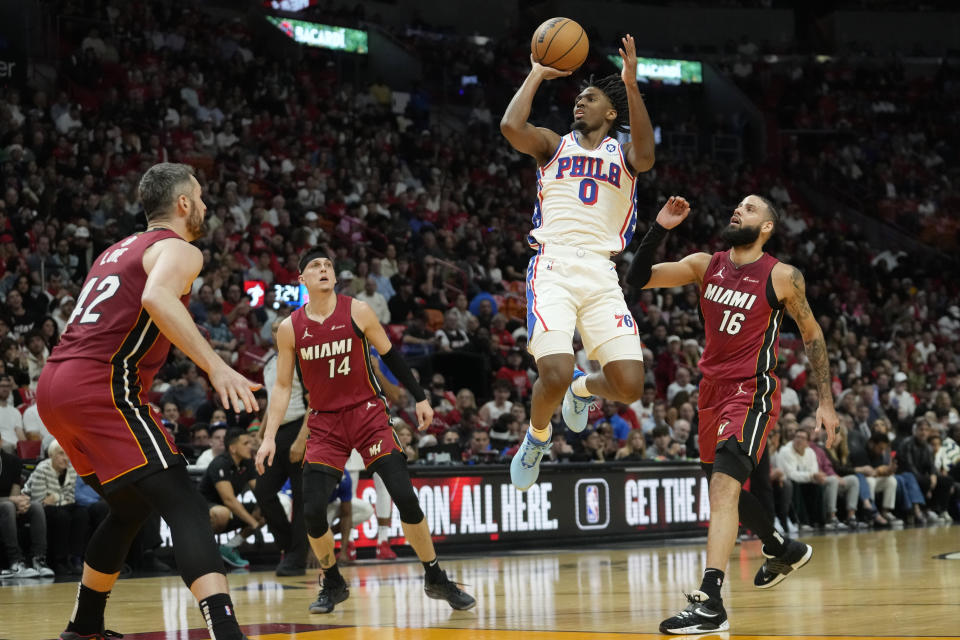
355 463 709 549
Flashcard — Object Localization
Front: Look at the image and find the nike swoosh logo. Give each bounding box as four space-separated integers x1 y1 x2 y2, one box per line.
693 607 718 618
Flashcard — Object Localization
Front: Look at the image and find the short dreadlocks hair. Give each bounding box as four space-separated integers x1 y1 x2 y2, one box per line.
580 73 629 133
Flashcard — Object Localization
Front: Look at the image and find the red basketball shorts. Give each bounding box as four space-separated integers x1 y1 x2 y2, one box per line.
304 397 401 472
36 360 183 492
697 374 781 465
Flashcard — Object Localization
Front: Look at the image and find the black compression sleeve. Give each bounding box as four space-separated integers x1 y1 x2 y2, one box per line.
380 348 427 402
625 221 669 289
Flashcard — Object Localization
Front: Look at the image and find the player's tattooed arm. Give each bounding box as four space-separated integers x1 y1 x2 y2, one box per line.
780 265 833 407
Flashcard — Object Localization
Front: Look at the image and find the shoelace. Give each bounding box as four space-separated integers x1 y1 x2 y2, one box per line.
518 442 545 468
572 396 597 414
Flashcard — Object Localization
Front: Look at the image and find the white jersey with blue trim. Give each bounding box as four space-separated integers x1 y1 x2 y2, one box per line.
528 132 638 256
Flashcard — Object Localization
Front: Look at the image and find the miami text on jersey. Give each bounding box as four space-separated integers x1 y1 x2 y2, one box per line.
702 283 758 311
299 338 353 361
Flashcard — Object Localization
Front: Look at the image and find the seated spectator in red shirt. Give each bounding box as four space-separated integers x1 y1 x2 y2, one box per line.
495 349 531 399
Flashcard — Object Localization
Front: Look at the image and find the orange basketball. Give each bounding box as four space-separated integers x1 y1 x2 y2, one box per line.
531 17 589 73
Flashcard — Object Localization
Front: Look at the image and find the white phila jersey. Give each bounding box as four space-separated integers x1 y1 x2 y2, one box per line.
528 133 638 256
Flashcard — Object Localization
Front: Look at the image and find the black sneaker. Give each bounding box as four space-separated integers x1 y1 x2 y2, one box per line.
754 539 813 589
424 570 476 610
275 554 306 577
59 630 123 639
309 577 349 614
659 590 729 635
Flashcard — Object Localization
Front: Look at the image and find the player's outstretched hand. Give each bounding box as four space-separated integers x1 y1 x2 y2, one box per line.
530 54 572 80
655 196 690 230
414 399 434 432
210 363 261 414
255 438 275 475
815 404 839 449
619 33 638 86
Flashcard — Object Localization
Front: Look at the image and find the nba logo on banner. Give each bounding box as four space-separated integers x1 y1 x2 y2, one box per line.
574 478 610 530
586 485 600 523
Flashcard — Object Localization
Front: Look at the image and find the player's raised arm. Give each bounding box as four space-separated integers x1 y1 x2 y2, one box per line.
618 34 655 173
772 262 839 446
625 196 709 290
142 238 259 414
255 317 296 473
500 56 568 165
351 299 433 431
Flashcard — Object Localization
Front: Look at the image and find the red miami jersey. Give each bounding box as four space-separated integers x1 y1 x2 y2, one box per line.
290 295 384 412
698 250 784 383
48 228 186 391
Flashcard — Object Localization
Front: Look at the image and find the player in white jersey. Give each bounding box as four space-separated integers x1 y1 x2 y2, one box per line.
500 35 655 490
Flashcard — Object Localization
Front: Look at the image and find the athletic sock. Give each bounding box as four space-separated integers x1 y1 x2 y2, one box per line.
739 489 787 556
699 568 724 602
571 375 590 398
225 533 245 549
198 592 243 640
422 557 444 582
322 562 343 584
529 425 550 442
377 525 390 543
65 583 110 635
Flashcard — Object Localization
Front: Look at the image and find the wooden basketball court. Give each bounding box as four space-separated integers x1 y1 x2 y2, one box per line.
2 526 958 639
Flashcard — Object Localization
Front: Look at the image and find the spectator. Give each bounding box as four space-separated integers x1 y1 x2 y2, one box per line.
394 421 419 463
646 425 675 461
890 372 916 423
666 366 696 405
463 429 496 464
571 428 605 463
671 419 693 459
896 419 954 523
629 383 658 435
355 277 390 324
597 400 631 443
161 363 209 417
193 423 228 470
615 429 647 461
202 303 238 362
777 429 826 529
478 380 513 425
821 426 877 528
435 309 469 352
850 432 902 526
0 432 52 578
161 401 190 445
23 332 48 390
198 429 262 569
23 440 87 575
0 375 24 454
21 402 53 455
495 349 531 400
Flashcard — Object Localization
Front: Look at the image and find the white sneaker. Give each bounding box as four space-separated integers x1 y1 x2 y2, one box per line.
560 368 594 433
786 519 799 535
0 561 39 579
31 557 54 577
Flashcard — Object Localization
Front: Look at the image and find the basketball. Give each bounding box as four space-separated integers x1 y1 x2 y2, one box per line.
531 17 589 72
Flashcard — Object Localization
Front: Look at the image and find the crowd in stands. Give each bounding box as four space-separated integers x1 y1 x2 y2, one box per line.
0 0 958 576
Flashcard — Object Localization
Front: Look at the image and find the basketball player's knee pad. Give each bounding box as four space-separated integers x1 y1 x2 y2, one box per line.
591 334 644 368
712 438 754 485
528 329 574 361
304 497 330 538
302 465 343 538
369 452 424 524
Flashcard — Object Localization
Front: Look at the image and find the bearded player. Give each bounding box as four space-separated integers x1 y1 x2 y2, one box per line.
255 249 474 614
626 194 839 634
37 163 260 640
